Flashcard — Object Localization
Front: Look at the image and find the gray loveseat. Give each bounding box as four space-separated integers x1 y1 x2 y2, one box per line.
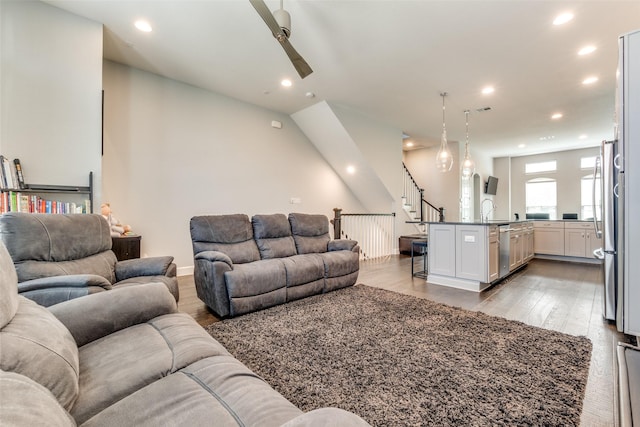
0 240 371 426
0 212 178 306
190 213 360 317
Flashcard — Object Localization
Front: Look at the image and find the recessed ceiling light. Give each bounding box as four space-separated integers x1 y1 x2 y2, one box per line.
280 79 292 87
518 143 526 148
578 45 597 56
551 113 563 120
406 141 414 147
134 20 152 32
553 12 574 26
582 76 598 85
346 165 356 174
579 134 588 139
481 86 495 95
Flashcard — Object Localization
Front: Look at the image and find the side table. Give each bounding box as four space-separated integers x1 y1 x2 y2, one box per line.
111 235 141 261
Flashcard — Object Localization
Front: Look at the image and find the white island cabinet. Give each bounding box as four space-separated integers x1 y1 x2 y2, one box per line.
427 222 527 292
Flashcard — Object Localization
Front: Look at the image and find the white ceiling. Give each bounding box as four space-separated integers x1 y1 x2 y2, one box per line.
44 0 640 158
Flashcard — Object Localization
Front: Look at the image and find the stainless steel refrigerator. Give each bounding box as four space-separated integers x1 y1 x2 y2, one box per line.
595 29 640 336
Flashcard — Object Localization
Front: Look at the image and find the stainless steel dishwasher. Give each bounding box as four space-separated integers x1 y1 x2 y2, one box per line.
499 225 511 278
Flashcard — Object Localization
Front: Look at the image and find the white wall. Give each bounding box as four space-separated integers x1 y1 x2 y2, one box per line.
496 146 599 220
102 61 366 272
0 0 102 202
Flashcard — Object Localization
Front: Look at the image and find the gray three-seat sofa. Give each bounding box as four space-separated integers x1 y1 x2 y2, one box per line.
190 212 360 317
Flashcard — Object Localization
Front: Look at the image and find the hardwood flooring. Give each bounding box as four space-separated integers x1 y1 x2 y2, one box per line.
177 256 631 426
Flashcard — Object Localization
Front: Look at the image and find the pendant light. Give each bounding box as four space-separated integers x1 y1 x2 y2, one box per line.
461 110 476 179
435 92 454 172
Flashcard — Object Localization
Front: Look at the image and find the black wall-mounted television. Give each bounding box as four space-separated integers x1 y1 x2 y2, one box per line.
485 176 499 195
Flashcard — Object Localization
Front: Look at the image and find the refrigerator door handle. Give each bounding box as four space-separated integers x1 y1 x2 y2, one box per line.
593 154 602 238
593 248 604 259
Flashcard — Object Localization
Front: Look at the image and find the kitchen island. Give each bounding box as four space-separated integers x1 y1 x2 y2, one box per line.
425 221 533 292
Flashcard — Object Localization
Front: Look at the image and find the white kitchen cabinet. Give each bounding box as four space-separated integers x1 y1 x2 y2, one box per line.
524 223 535 262
488 226 500 282
456 225 487 282
428 224 456 277
533 221 565 255
564 222 602 258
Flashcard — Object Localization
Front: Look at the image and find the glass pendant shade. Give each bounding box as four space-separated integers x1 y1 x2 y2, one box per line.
460 110 476 179
435 92 453 172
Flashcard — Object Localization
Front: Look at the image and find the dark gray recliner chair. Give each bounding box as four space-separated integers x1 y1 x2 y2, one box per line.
0 240 371 426
0 212 178 306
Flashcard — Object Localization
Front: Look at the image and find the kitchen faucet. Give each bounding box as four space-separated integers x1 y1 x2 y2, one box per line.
481 198 496 222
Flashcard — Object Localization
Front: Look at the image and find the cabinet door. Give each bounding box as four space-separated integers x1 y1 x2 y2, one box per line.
534 228 565 255
488 234 499 282
456 225 487 281
428 224 456 276
525 230 535 261
564 229 587 257
509 233 518 270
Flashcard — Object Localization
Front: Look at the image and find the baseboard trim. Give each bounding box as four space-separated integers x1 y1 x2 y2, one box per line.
177 265 194 277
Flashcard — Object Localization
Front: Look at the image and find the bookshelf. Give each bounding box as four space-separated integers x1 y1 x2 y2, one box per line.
0 172 93 214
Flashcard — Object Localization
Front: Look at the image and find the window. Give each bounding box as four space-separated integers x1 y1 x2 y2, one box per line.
526 178 557 219
581 156 597 170
525 160 557 174
581 174 601 220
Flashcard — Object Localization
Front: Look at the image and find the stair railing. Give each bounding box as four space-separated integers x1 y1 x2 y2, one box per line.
332 208 395 260
402 162 445 222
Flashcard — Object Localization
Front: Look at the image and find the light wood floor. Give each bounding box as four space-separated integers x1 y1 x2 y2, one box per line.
177 256 632 426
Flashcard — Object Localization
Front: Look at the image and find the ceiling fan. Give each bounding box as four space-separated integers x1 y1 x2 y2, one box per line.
249 0 313 79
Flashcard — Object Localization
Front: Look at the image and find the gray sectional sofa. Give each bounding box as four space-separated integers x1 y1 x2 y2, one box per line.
190 213 360 317
0 240 370 426
0 212 178 306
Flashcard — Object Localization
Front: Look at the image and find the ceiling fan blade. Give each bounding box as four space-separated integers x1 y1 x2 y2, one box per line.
280 38 313 78
249 0 285 39
249 0 314 79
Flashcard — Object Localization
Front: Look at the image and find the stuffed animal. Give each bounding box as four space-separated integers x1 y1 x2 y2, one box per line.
100 203 132 237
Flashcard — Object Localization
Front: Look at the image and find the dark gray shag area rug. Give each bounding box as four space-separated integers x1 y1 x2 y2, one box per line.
206 285 592 426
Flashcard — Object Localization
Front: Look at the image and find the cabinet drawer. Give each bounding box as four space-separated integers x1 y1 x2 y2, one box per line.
533 221 564 229
564 221 596 230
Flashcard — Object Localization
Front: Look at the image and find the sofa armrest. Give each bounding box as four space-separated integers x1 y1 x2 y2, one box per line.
328 239 358 252
115 256 174 281
280 408 371 427
194 250 233 268
18 274 112 293
48 282 178 347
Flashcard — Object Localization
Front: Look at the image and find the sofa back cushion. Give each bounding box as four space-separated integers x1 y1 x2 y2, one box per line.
288 213 331 254
0 213 116 283
252 214 297 259
190 215 260 264
0 242 19 329
0 296 80 411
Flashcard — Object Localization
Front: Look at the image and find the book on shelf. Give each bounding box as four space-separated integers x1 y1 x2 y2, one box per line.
0 191 88 214
0 155 13 189
13 159 25 189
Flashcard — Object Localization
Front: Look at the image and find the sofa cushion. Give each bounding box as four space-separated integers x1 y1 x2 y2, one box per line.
0 212 111 264
0 296 79 411
71 312 230 424
191 215 261 264
252 214 297 259
288 213 331 254
0 242 19 328
0 370 76 427
13 251 118 284
224 259 286 298
81 356 303 427
277 254 323 301
319 251 360 292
